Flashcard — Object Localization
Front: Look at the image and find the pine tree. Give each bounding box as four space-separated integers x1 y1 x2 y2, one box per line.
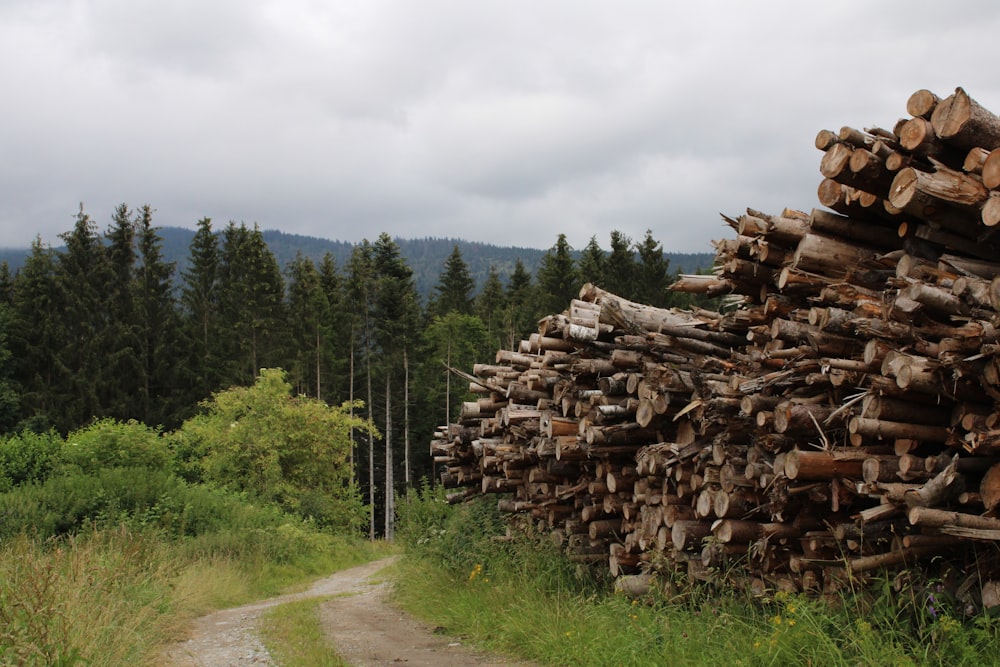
345 240 378 539
475 266 507 355
604 230 637 299
578 235 607 288
102 203 143 419
53 206 115 430
286 253 332 399
634 229 673 308
216 223 286 385
536 233 579 316
0 301 19 432
318 253 350 405
430 245 475 317
371 233 421 537
504 259 536 350
179 217 221 404
135 205 183 427
8 239 61 430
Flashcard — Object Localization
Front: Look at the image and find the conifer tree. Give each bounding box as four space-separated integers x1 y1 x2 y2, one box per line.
8 239 61 430
475 266 507 354
135 205 183 426
504 258 536 350
53 206 114 430
216 223 286 385
345 240 378 539
535 233 579 316
371 233 421 537
578 235 607 288
318 252 349 405
102 203 143 419
286 253 332 399
634 229 673 308
179 217 221 404
604 230 637 299
430 245 475 317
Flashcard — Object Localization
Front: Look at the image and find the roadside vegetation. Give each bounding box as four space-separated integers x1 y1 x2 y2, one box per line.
0 369 388 666
395 483 1000 666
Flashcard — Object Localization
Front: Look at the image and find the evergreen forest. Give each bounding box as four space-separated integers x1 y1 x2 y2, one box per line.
0 203 715 537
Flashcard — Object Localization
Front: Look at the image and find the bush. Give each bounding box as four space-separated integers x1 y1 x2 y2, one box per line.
0 429 63 492
397 481 586 593
59 419 169 474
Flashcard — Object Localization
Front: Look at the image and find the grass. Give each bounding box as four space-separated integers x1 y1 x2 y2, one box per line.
0 526 397 666
393 487 1000 667
260 597 349 667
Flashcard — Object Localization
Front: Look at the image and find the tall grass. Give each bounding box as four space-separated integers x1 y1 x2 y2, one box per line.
395 484 1000 666
0 525 391 666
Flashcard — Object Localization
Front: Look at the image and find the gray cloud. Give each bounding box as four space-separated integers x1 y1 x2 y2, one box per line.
3 0 1000 254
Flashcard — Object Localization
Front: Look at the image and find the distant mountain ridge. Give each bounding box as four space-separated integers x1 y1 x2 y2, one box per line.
0 227 715 300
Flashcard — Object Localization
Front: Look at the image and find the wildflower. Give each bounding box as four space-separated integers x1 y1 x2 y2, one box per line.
788 619 796 627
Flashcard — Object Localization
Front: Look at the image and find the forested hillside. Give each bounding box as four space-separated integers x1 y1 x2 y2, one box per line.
1 227 714 301
0 203 716 538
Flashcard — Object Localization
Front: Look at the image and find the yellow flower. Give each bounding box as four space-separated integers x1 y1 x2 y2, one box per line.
788 619 796 627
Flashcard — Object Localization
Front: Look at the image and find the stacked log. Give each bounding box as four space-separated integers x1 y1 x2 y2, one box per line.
430 86 1000 606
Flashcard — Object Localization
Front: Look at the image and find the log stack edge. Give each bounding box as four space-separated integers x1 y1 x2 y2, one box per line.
430 86 1000 607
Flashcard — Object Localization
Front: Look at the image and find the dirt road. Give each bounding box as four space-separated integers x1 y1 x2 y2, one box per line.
161 557 536 666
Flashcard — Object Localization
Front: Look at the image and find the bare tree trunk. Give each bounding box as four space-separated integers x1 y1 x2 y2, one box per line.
404 346 411 489
348 325 354 475
315 325 321 401
445 336 452 427
385 373 395 541
365 320 375 541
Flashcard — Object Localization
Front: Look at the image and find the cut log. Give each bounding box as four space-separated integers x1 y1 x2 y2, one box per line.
930 87 1000 151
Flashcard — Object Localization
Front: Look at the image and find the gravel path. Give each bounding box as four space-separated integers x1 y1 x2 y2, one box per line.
160 557 536 666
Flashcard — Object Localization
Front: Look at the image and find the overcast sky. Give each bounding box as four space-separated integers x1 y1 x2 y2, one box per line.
2 1 999 253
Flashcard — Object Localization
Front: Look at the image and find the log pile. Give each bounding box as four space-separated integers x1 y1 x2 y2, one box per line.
430 86 1000 604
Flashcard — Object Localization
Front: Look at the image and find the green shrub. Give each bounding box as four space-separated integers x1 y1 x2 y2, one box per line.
0 429 63 492
59 419 169 474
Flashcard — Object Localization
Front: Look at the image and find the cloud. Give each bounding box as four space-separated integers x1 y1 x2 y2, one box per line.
2 0 1000 256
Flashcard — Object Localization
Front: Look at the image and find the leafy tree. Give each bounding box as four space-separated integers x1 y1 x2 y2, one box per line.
429 245 475 317
535 233 579 316
578 235 607 288
176 368 374 532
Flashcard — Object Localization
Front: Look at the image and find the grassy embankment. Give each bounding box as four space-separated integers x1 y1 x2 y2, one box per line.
393 483 1000 667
